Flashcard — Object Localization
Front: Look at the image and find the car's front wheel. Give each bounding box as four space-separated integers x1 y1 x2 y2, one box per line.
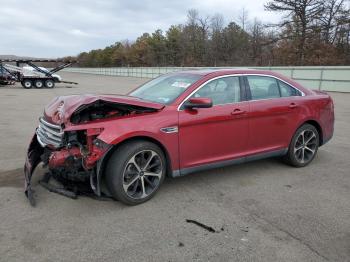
284 124 319 167
105 140 166 205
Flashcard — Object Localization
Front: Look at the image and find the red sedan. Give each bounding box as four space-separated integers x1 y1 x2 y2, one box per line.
24 69 334 205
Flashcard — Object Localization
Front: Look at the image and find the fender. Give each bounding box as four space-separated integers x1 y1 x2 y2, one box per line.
94 133 176 196
292 117 323 144
98 128 180 171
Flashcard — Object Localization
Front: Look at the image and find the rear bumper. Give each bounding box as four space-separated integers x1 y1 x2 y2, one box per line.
322 131 333 146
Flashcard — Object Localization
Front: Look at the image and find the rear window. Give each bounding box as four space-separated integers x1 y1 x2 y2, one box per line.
279 80 302 97
247 76 280 100
246 76 302 100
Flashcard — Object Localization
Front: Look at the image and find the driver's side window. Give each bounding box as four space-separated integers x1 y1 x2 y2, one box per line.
192 76 241 105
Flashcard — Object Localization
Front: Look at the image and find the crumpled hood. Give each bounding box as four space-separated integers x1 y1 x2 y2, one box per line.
44 94 165 125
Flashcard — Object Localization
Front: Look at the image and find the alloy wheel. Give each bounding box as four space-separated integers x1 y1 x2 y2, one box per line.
293 130 317 164
122 150 163 199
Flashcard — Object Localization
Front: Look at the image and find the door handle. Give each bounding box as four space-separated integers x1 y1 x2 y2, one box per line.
231 109 246 115
289 103 298 109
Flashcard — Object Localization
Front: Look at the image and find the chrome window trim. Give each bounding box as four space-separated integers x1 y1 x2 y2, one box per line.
177 73 305 111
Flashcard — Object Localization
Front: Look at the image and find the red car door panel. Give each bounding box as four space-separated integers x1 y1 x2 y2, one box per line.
248 97 301 154
244 73 304 155
179 102 249 169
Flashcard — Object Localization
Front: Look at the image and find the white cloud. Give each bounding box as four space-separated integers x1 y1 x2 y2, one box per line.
68 29 99 38
0 0 280 57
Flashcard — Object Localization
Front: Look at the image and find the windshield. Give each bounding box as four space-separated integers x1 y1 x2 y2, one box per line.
130 73 202 104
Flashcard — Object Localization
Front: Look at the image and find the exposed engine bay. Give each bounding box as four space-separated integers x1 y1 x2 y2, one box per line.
70 100 157 124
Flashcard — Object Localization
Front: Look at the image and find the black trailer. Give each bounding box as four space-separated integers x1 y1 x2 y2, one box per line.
0 59 77 89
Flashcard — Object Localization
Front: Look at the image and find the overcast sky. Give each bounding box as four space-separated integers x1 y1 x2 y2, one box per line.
0 0 280 58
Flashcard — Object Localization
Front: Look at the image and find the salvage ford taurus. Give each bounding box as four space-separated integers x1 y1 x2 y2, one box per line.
24 69 334 206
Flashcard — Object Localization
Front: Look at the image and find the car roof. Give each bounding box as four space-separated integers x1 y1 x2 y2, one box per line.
173 68 311 95
175 68 279 76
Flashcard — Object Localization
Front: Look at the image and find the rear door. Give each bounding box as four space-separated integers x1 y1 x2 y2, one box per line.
245 75 302 155
178 76 250 170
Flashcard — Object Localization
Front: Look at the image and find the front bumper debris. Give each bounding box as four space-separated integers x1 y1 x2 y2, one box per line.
24 135 44 206
24 133 112 206
39 172 78 199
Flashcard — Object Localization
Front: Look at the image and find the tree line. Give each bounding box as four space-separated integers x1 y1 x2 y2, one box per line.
68 0 350 67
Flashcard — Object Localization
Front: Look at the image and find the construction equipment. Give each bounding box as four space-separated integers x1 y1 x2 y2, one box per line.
0 66 16 85
0 59 78 89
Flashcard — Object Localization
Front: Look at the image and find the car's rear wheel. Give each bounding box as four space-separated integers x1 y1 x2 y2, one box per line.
284 124 319 167
105 140 166 205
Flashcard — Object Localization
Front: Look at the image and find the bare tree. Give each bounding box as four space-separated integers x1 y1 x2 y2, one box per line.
187 9 199 26
238 7 249 31
265 0 324 65
210 13 225 66
318 0 346 44
184 9 210 65
211 13 225 32
249 18 264 64
197 15 210 39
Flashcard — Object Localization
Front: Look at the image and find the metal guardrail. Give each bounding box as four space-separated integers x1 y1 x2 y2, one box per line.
63 66 350 92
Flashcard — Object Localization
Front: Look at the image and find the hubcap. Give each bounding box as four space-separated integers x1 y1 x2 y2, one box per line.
294 130 317 163
122 150 163 199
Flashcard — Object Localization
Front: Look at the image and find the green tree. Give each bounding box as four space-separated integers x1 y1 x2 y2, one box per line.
166 25 184 66
148 30 167 66
222 22 251 65
72 6 350 67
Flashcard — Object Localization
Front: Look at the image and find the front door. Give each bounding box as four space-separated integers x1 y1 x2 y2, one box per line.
178 76 249 170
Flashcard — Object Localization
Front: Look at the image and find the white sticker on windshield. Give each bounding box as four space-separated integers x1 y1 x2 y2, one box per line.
160 97 170 102
171 81 191 88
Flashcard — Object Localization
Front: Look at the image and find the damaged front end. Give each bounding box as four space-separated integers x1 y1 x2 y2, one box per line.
24 119 111 206
24 95 162 206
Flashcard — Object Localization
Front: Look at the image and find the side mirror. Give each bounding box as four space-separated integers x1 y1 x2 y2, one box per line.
184 97 213 109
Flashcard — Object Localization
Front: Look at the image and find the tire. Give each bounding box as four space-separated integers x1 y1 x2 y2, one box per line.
105 140 166 205
45 79 55 88
34 80 44 89
283 124 319 167
22 79 33 89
